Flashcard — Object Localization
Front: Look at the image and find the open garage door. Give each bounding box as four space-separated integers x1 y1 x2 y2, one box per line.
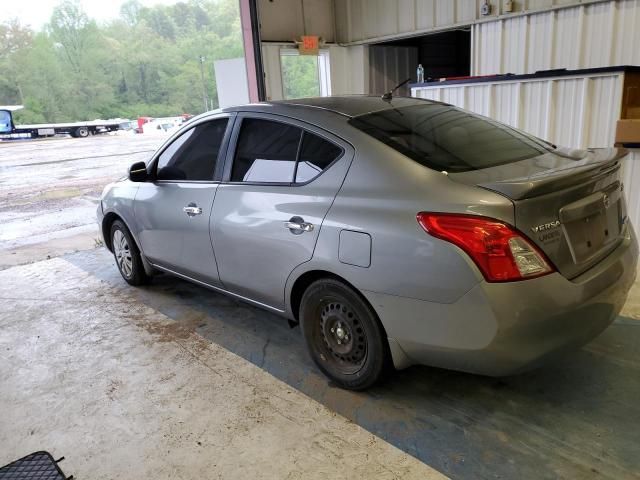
369 29 471 95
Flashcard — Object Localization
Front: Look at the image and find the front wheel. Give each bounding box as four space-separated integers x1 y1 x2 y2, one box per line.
300 278 389 390
110 220 148 286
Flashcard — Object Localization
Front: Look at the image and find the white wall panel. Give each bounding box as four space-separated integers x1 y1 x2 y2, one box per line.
581 2 615 68
527 12 555 73
411 72 624 148
554 7 581 69
614 0 640 65
440 86 466 108
502 16 528 74
258 0 335 42
473 0 640 75
587 75 623 147
475 19 502 75
520 80 548 137
435 0 455 27
413 87 440 101
398 0 417 32
492 83 520 126
467 85 492 114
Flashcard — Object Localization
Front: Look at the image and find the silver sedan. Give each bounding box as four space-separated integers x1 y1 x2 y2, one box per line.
98 96 638 390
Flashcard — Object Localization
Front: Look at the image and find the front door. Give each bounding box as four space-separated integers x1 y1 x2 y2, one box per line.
134 116 232 285
211 114 352 309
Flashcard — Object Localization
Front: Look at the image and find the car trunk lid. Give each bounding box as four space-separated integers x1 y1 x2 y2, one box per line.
449 147 629 279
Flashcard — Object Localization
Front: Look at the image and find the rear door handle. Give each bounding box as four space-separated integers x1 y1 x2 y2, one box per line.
284 216 314 234
183 203 203 217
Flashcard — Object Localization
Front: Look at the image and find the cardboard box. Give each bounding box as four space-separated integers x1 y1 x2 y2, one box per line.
615 119 640 146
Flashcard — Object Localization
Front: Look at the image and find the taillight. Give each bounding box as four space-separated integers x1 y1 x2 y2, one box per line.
416 212 554 282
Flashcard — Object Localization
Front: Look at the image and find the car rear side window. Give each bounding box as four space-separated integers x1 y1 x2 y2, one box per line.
295 132 343 183
156 119 228 181
231 118 342 184
349 104 550 173
232 119 302 183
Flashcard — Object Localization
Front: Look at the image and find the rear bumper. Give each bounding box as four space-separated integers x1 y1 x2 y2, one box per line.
365 223 638 375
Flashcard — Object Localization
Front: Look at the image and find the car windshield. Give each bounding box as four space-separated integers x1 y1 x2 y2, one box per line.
349 103 552 173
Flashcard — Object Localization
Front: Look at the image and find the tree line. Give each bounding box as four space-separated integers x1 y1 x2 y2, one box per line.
0 0 244 124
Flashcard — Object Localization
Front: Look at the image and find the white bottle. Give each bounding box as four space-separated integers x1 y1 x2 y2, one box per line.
417 64 425 84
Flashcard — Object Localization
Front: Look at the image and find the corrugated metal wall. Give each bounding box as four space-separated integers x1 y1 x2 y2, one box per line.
258 0 335 42
412 72 624 148
333 0 608 44
472 0 640 75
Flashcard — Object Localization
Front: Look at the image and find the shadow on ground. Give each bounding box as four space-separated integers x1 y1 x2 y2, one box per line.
67 249 640 480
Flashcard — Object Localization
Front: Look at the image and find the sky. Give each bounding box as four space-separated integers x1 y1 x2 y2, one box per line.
1 0 180 30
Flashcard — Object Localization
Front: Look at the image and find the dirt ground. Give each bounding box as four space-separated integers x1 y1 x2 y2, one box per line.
0 133 165 269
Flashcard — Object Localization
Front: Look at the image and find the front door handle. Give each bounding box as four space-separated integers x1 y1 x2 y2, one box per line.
183 203 203 217
285 216 314 234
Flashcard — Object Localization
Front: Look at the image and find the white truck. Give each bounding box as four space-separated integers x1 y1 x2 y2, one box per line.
0 105 123 139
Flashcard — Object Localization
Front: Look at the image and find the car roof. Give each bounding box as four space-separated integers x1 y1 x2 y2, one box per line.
223 95 442 118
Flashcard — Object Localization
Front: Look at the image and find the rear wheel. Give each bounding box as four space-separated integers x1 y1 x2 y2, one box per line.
300 278 388 390
73 126 89 138
110 220 148 286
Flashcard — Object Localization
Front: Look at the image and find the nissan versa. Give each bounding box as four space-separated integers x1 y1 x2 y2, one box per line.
98 96 638 390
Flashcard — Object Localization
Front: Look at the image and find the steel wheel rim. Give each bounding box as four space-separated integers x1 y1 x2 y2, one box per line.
316 299 368 375
113 230 133 278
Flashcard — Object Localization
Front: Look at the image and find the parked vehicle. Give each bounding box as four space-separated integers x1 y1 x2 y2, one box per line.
0 106 122 139
98 95 638 390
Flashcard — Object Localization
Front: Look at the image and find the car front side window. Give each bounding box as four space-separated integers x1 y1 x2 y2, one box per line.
156 119 228 181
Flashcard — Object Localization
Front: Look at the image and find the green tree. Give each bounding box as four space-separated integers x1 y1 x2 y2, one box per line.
281 55 320 99
0 20 33 105
0 0 244 122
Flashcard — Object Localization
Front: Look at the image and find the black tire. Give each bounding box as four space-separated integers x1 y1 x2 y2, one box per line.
74 126 89 138
110 220 149 286
300 278 388 390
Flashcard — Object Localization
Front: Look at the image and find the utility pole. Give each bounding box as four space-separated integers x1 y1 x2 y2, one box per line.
199 55 208 112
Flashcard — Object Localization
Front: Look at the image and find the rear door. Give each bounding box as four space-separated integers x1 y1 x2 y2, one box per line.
134 115 233 284
211 113 353 309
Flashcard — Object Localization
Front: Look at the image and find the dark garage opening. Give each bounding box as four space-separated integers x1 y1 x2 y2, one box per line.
369 29 471 95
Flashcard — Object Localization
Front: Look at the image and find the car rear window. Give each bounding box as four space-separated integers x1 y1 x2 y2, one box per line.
349 104 551 173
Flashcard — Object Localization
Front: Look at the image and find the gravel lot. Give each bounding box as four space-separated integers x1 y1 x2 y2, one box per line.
0 133 167 269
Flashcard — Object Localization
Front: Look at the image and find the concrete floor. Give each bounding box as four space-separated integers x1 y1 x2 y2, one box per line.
1 135 640 479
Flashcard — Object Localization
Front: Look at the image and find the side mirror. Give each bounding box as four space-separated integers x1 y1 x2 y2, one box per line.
129 161 148 182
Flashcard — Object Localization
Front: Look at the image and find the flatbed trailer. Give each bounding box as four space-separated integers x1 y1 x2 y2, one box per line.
0 105 122 139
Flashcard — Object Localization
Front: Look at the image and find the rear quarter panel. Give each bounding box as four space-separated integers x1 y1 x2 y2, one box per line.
287 130 516 306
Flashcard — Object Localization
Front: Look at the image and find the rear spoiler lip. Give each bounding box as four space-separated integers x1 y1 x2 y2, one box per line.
475 148 628 200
